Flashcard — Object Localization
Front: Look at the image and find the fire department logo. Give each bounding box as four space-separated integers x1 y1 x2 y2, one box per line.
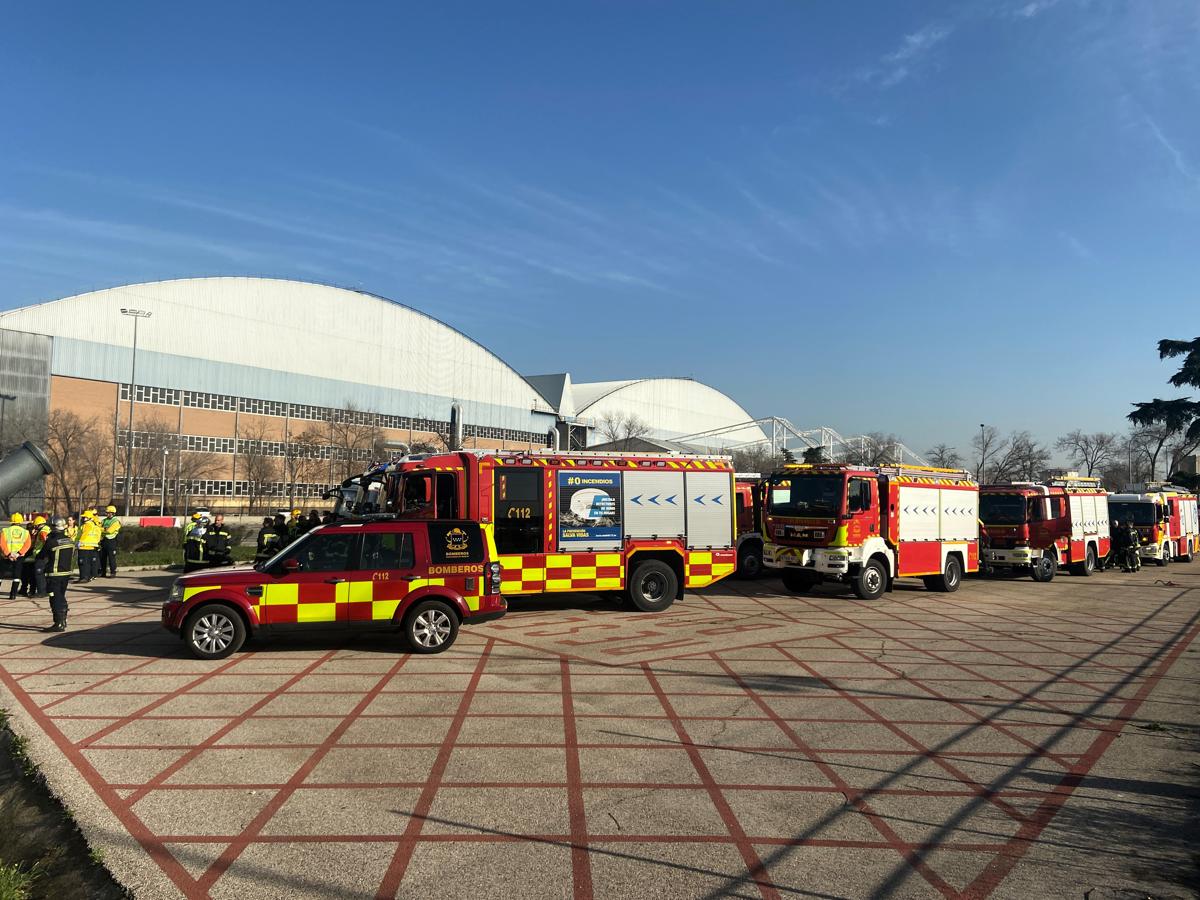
445 527 469 552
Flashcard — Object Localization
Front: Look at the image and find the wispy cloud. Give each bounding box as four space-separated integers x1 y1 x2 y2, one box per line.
1144 116 1200 190
1059 231 1094 260
1013 0 1064 19
859 23 955 89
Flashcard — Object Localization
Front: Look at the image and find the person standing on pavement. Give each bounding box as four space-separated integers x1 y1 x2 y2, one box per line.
255 516 279 563
99 505 121 577
65 514 79 543
183 514 209 572
25 515 50 598
2 513 31 600
76 508 103 583
203 514 234 567
287 508 304 540
37 517 76 632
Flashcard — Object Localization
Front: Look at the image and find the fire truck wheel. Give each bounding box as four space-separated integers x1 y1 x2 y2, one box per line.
1030 552 1057 583
627 560 677 612
851 560 887 601
737 544 764 579
1156 545 1169 567
184 604 246 660
781 569 818 594
924 556 962 593
403 599 459 653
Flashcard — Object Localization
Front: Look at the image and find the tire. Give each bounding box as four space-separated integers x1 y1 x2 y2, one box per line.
737 543 763 579
1182 540 1194 563
404 599 459 653
184 604 246 660
781 568 818 594
627 560 677 612
851 559 887 600
1030 552 1057 583
1071 545 1097 577
925 556 963 593
1156 545 1169 567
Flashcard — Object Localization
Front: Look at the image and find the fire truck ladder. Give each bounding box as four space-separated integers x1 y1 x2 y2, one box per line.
673 417 930 467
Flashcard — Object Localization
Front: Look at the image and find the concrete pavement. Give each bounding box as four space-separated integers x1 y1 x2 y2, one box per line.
0 565 1196 898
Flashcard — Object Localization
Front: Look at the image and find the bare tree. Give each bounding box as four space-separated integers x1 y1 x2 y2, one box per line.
599 412 652 451
1054 430 1119 477
41 410 103 513
925 443 962 469
238 421 279 514
1128 423 1180 481
846 432 902 466
172 450 224 512
972 425 1005 483
281 427 326 509
989 431 1051 482
326 404 385 483
730 444 786 474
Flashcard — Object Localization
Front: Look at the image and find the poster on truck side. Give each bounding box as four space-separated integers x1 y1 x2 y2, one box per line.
558 470 622 549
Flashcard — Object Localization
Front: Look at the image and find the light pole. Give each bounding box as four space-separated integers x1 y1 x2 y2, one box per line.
978 423 987 482
120 308 152 516
160 447 170 515
0 393 15 453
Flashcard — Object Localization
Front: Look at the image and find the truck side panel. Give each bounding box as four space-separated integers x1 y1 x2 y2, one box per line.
623 471 686 539
685 471 734 549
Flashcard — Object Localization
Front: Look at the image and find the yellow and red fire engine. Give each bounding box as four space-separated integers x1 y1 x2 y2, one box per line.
762 463 979 599
1109 482 1199 566
336 448 738 611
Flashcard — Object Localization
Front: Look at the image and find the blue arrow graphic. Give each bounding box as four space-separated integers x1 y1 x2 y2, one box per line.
713 495 723 505
648 495 659 505
631 495 642 506
664 495 677 505
695 495 706 505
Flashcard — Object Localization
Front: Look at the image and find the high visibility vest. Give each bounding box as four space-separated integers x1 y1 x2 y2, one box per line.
78 520 102 550
31 525 50 555
1 525 31 558
66 525 79 542
101 516 121 539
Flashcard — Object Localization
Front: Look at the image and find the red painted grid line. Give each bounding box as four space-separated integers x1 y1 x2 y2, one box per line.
375 640 494 898
560 656 594 900
642 661 782 900
120 651 340 804
194 651 417 895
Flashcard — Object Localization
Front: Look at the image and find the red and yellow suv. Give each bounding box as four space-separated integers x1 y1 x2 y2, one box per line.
163 520 505 659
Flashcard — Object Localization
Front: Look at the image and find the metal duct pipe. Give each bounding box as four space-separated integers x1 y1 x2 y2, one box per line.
0 441 53 501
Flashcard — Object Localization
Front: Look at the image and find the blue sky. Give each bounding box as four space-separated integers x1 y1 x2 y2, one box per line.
2 1 1198 455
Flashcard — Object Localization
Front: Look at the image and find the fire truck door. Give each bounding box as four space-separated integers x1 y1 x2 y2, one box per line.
845 477 878 544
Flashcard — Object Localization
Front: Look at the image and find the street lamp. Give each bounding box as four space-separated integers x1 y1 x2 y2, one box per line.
978 423 987 482
160 447 170 515
0 393 16 454
120 308 152 516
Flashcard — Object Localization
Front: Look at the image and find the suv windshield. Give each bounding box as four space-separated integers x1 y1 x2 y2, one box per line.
980 494 1026 525
767 474 842 517
1109 501 1156 527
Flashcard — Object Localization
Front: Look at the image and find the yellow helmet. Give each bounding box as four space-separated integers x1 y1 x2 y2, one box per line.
105 505 117 514
292 509 301 516
34 516 46 525
192 512 202 520
9 513 23 524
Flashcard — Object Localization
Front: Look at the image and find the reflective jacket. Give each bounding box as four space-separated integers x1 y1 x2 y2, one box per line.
256 527 281 558
66 524 79 543
203 523 233 563
1 524 31 559
101 516 122 540
77 519 103 551
184 527 207 564
37 533 76 577
31 524 51 556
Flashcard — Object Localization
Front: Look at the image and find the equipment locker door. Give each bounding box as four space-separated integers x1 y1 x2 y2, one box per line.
685 471 733 549
623 471 685 539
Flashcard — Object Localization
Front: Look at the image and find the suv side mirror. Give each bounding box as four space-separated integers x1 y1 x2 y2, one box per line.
282 558 302 573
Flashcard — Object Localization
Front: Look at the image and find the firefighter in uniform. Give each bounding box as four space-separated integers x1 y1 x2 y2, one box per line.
2 514 32 600
26 515 51 598
183 515 208 572
99 505 122 577
255 516 280 563
203 514 234 567
77 509 103 583
287 508 304 540
37 517 76 632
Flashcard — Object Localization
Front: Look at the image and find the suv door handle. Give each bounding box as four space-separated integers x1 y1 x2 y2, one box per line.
400 575 419 581
324 578 346 584
246 586 263 597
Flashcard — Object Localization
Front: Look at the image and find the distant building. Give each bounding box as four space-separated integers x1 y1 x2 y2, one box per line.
0 277 764 512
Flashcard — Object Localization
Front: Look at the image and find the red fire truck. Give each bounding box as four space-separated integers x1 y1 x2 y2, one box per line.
1108 482 1199 566
762 463 979 600
979 475 1111 581
734 474 764 578
335 449 738 611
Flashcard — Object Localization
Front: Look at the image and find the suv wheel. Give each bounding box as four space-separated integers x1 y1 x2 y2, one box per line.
627 560 677 612
184 604 246 660
404 599 459 653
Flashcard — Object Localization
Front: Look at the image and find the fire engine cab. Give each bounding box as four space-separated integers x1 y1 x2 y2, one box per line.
762 463 978 600
1108 483 1199 566
335 449 738 611
979 475 1110 581
734 474 764 578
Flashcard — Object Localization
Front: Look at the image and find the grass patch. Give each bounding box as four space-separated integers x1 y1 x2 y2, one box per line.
120 544 257 569
0 710 129 899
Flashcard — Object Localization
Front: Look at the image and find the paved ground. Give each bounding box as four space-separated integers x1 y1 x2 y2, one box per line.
0 564 1197 899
